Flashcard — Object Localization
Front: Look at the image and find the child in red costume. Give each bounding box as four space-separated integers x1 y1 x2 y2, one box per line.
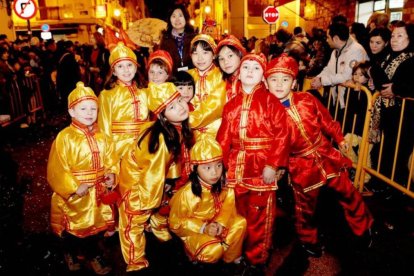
266 54 374 257
216 53 290 273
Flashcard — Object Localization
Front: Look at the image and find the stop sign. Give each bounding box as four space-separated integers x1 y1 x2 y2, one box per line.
263 6 279 24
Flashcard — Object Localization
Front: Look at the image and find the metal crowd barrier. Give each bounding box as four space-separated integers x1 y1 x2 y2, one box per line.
1 74 44 128
358 93 414 198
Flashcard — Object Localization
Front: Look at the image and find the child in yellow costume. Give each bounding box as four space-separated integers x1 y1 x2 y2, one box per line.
98 42 149 159
47 82 118 275
188 34 226 138
118 83 194 272
169 136 246 266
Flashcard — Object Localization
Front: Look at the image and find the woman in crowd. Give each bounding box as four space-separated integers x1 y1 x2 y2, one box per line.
368 27 391 67
159 4 197 72
85 32 110 95
370 21 414 185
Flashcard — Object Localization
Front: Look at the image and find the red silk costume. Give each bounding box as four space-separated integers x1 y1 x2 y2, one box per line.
284 92 373 244
216 83 290 265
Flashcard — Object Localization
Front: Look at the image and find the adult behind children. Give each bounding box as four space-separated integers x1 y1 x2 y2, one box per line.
266 55 373 258
98 42 149 160
118 83 194 272
216 35 246 100
311 23 368 112
47 82 118 275
85 32 110 95
169 136 247 272
188 34 226 139
159 4 196 72
216 53 290 274
369 21 414 185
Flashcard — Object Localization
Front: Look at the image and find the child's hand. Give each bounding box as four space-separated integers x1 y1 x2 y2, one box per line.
339 141 349 156
263 166 276 184
76 183 90 197
104 173 115 189
311 77 322 89
204 222 222 237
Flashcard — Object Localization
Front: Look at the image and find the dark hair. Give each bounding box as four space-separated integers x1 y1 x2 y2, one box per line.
328 23 349 41
188 164 225 198
217 44 243 80
165 4 194 34
190 40 214 53
138 112 193 162
352 61 370 82
275 29 292 44
350 22 368 44
293 26 303 36
331 14 348 25
369 27 391 43
172 70 195 89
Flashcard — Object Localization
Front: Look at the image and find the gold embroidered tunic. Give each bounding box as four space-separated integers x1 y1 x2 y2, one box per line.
98 81 149 159
169 182 246 263
47 123 119 237
188 65 226 138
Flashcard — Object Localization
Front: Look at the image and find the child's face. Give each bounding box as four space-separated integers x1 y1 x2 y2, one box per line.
239 60 263 88
352 68 368 84
113 60 137 84
177 84 194 103
148 63 169 84
196 160 223 185
218 46 241 75
68 99 98 126
191 44 214 73
163 96 189 125
267 72 295 102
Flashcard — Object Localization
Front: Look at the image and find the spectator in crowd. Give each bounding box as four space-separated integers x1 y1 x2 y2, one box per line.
56 40 81 110
367 27 391 67
85 32 110 95
367 12 389 32
369 21 414 185
159 4 197 72
350 22 370 53
311 23 368 112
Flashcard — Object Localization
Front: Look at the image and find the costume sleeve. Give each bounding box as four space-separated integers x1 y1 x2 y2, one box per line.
314 95 345 144
169 187 205 236
266 98 290 168
103 135 120 177
189 81 226 130
47 135 79 199
216 104 232 168
97 91 112 137
214 189 237 228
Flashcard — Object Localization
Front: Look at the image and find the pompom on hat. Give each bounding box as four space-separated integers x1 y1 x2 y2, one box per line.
148 50 173 75
265 53 299 79
191 34 217 52
240 53 267 72
68 82 98 109
216 35 246 56
109 42 137 69
190 135 223 165
147 82 181 115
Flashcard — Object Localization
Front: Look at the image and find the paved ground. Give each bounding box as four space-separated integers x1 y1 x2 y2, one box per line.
1 114 414 276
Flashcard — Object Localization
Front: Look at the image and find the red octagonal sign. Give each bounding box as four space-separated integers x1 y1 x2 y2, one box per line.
263 6 279 24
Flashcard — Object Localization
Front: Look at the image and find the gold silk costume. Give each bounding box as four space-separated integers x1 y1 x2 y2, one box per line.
47 122 119 238
188 65 226 138
169 182 246 263
98 81 149 159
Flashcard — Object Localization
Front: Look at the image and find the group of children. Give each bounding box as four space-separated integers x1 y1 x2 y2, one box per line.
47 34 373 275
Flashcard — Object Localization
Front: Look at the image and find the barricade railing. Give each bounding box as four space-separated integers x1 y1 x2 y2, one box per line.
1 74 44 128
358 93 414 198
322 85 373 190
